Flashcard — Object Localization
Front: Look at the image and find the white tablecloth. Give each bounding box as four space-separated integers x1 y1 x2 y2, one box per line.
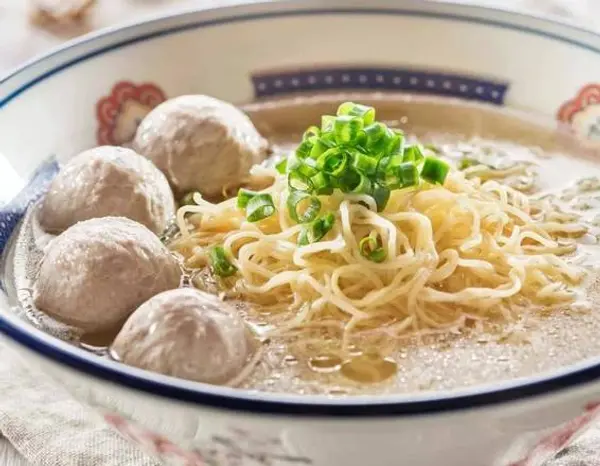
1 1 599 465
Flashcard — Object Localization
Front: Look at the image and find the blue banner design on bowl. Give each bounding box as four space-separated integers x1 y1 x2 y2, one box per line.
0 157 59 263
252 67 509 105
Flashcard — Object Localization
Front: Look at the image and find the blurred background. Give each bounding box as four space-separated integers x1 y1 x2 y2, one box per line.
0 0 597 76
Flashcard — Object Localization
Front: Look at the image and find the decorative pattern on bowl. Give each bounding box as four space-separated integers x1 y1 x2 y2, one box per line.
557 84 600 141
504 401 600 466
104 413 313 466
96 81 167 146
105 401 600 466
251 66 509 104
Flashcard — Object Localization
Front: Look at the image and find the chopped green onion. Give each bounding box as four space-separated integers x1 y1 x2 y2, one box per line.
298 213 336 245
352 152 378 176
386 131 404 155
180 191 198 206
371 183 390 212
351 173 372 194
288 170 313 192
303 126 321 141
338 169 361 193
293 157 319 177
397 162 419 187
309 139 330 159
382 171 402 190
322 115 335 132
458 158 480 170
317 148 348 177
284 101 454 217
209 246 237 277
296 140 313 159
403 145 425 165
421 156 450 185
287 190 321 223
275 159 287 174
245 193 276 222
359 232 387 263
368 133 392 156
364 122 387 148
369 248 387 262
378 156 405 189
236 188 258 209
311 172 333 195
286 153 301 172
334 115 364 144
337 102 376 125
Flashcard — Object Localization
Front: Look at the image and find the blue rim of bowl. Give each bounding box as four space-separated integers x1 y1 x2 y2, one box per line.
2 2 600 417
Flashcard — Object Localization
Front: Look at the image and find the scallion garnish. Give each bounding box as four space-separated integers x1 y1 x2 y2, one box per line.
287 190 321 224
237 188 258 209
351 173 372 194
371 183 390 212
296 140 313 160
458 158 480 170
245 193 276 222
403 145 424 165
288 170 313 192
275 159 288 174
209 246 237 277
359 232 387 263
273 101 453 238
397 162 419 187
421 156 450 185
334 115 364 144
303 126 321 141
311 172 333 195
298 213 335 245
352 152 378 176
310 139 330 159
317 148 348 177
337 102 375 125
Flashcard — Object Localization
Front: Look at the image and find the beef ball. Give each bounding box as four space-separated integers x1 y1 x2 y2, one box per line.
133 95 268 199
111 288 255 385
34 217 181 332
38 146 175 235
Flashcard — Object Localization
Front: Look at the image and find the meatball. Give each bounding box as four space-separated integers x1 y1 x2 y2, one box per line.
111 288 255 385
34 217 181 332
133 95 268 199
38 146 175 235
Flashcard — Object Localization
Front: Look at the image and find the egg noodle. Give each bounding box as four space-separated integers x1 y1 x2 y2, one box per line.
170 103 586 350
168 160 587 353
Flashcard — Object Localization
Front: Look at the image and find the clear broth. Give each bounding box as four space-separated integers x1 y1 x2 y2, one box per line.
6 92 600 396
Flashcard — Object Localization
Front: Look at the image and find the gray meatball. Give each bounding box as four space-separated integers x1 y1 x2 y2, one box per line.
133 95 268 199
111 288 255 385
38 146 175 235
34 217 181 332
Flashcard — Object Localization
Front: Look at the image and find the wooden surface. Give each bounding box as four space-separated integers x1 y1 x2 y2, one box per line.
0 0 596 465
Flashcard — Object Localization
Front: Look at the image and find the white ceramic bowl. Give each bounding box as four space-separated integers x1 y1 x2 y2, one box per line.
3 1 600 465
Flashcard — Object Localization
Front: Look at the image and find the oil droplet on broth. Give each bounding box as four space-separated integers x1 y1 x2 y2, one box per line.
340 353 397 384
283 354 298 365
308 354 343 373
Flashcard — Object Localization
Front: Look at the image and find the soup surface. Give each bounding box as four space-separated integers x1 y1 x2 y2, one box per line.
5 93 600 396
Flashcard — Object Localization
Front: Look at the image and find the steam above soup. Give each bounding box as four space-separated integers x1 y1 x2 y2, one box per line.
8 93 600 395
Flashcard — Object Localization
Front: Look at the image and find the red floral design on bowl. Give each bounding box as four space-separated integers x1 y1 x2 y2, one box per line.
506 401 600 466
96 81 166 146
558 84 600 141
